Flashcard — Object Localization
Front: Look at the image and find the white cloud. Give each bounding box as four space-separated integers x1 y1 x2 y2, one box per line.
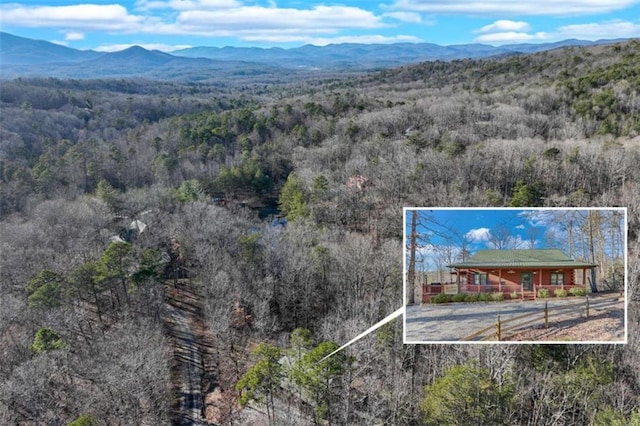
135 0 241 10
0 2 388 44
64 32 85 41
473 31 549 43
175 5 384 33
0 4 144 31
473 17 640 44
383 11 423 23
465 227 491 242
95 43 193 52
389 0 639 16
477 20 530 34
413 244 462 269
8 1 637 48
555 19 640 39
516 224 525 229
472 20 546 44
518 210 557 227
415 244 438 258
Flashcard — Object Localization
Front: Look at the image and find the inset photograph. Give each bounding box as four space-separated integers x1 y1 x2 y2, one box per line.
404 208 626 344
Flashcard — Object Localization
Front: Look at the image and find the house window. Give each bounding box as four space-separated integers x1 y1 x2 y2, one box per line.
550 272 564 285
474 273 488 285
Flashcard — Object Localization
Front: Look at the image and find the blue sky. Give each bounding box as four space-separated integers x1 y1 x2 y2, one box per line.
1 1 639 52
407 208 547 252
404 208 596 270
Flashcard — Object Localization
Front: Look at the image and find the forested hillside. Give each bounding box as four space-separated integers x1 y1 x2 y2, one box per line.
1 39 640 425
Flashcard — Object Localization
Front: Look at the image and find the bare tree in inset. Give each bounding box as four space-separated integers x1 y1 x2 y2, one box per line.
406 210 459 304
406 210 418 305
488 225 521 250
586 210 601 293
526 226 540 249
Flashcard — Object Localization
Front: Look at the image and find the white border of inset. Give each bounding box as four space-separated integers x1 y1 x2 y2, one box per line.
403 207 628 345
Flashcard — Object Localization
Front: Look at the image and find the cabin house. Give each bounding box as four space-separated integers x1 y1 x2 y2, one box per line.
421 249 597 303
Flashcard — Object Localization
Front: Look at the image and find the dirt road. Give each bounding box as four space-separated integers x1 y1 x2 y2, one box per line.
164 279 216 425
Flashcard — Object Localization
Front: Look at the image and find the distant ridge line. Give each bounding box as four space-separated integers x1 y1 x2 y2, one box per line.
0 31 629 80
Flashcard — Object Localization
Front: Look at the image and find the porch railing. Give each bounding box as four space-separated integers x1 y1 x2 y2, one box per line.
422 282 588 303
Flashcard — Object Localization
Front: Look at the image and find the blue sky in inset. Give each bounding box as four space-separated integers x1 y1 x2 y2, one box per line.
407 208 545 248
405 208 626 271
404 208 573 270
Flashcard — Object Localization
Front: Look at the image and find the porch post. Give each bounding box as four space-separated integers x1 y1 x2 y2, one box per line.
498 269 502 292
539 269 542 287
582 268 586 288
456 268 460 293
530 271 534 300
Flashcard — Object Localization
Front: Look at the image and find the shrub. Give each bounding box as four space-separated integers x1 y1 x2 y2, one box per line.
511 291 519 299
431 293 451 304
543 147 561 159
478 292 492 302
421 362 514 425
491 292 504 301
537 288 550 298
68 415 99 426
592 407 629 426
466 294 479 302
569 287 587 297
30 327 66 354
452 293 467 302
554 289 568 298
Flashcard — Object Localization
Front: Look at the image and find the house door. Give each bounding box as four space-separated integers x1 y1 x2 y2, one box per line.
521 272 533 291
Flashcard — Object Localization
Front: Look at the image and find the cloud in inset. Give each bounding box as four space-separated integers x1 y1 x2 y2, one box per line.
465 227 491 242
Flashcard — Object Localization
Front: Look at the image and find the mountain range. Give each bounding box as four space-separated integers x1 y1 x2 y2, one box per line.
0 31 625 81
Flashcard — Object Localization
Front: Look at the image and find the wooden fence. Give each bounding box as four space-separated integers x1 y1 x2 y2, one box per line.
461 295 621 341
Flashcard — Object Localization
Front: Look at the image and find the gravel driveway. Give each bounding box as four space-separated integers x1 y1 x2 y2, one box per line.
404 294 624 343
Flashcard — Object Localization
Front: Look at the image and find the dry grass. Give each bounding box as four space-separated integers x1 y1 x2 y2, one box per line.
502 302 625 342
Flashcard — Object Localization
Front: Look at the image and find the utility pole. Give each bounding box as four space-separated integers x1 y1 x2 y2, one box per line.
588 211 598 293
407 210 417 305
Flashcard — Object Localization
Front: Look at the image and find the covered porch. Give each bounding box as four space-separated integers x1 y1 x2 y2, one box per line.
453 266 593 299
422 249 597 303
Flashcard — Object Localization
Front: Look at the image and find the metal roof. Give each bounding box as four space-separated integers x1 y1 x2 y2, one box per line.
447 249 597 269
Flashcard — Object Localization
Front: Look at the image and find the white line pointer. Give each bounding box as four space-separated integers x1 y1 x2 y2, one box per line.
318 306 405 363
